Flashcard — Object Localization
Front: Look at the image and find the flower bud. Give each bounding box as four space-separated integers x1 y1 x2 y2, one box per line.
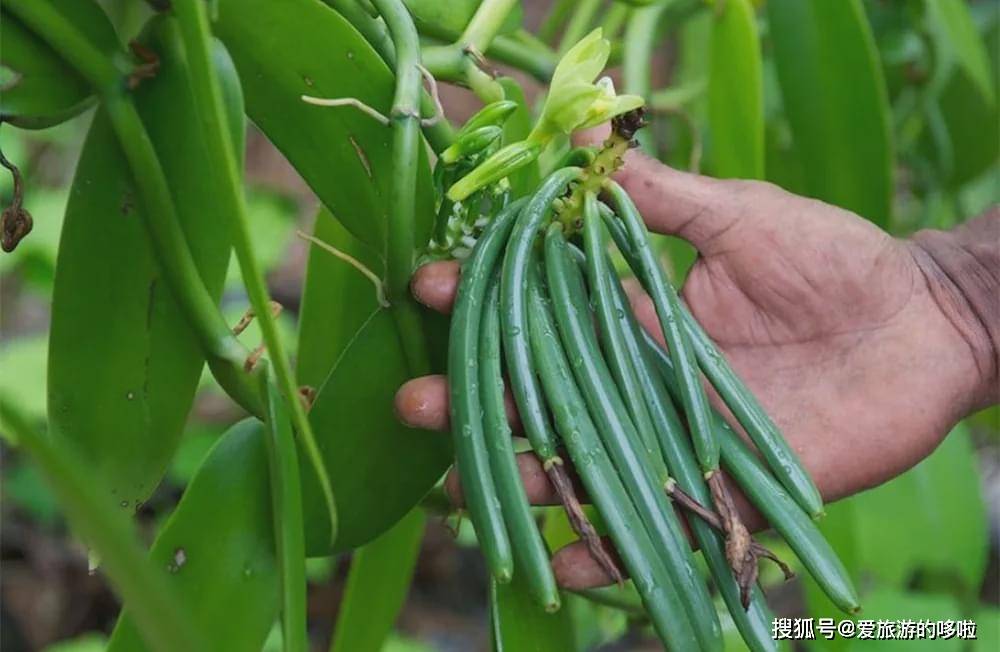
447 140 543 201
440 126 503 165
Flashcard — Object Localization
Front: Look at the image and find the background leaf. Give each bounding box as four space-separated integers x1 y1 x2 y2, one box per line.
853 423 987 593
490 575 575 652
329 508 426 652
707 0 764 180
767 0 894 227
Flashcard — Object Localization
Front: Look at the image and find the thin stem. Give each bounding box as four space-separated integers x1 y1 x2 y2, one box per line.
0 400 205 652
260 368 308 652
296 230 389 307
370 0 432 375
172 0 338 544
459 0 519 53
4 0 263 415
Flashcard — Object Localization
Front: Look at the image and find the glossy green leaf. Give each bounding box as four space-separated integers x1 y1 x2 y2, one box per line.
47 15 243 510
302 309 449 553
215 0 435 252
490 574 575 652
329 508 425 652
297 209 383 390
853 423 986 593
1 399 203 652
707 0 763 179
0 11 93 128
0 0 118 129
108 419 278 652
767 0 894 227
297 209 449 552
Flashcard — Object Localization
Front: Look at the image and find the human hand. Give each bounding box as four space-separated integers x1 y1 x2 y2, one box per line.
395 146 996 589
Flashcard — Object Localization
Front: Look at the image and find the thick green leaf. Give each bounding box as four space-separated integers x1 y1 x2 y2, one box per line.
215 0 435 251
47 16 243 510
707 0 763 179
767 0 894 227
853 423 987 593
302 310 449 552
0 0 118 128
490 574 575 652
297 210 450 552
330 508 425 652
0 11 93 128
108 419 278 652
297 209 383 389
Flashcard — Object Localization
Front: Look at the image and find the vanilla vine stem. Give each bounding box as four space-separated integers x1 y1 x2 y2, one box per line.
1 0 263 415
171 0 338 546
419 0 518 102
370 0 433 376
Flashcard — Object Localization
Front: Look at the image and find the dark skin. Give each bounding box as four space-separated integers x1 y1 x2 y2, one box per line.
395 143 1000 590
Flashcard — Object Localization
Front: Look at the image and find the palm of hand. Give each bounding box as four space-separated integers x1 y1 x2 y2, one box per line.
620 171 971 499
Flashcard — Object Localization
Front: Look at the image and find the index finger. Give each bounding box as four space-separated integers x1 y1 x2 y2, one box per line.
412 260 459 314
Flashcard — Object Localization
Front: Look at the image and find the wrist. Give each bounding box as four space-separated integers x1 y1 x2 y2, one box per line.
908 207 1000 411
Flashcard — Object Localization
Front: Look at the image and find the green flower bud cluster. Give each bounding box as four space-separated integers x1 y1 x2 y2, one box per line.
424 100 519 261
447 28 644 202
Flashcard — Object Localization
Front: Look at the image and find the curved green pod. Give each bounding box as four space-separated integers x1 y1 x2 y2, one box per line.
605 181 720 475
545 224 721 652
600 198 822 516
603 269 777 651
448 200 524 583
0 0 118 128
481 274 560 610
525 264 698 651
643 334 862 615
500 167 582 465
581 195 667 483
47 15 244 510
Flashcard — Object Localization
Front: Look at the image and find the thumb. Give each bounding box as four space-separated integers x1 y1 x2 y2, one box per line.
573 124 748 255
